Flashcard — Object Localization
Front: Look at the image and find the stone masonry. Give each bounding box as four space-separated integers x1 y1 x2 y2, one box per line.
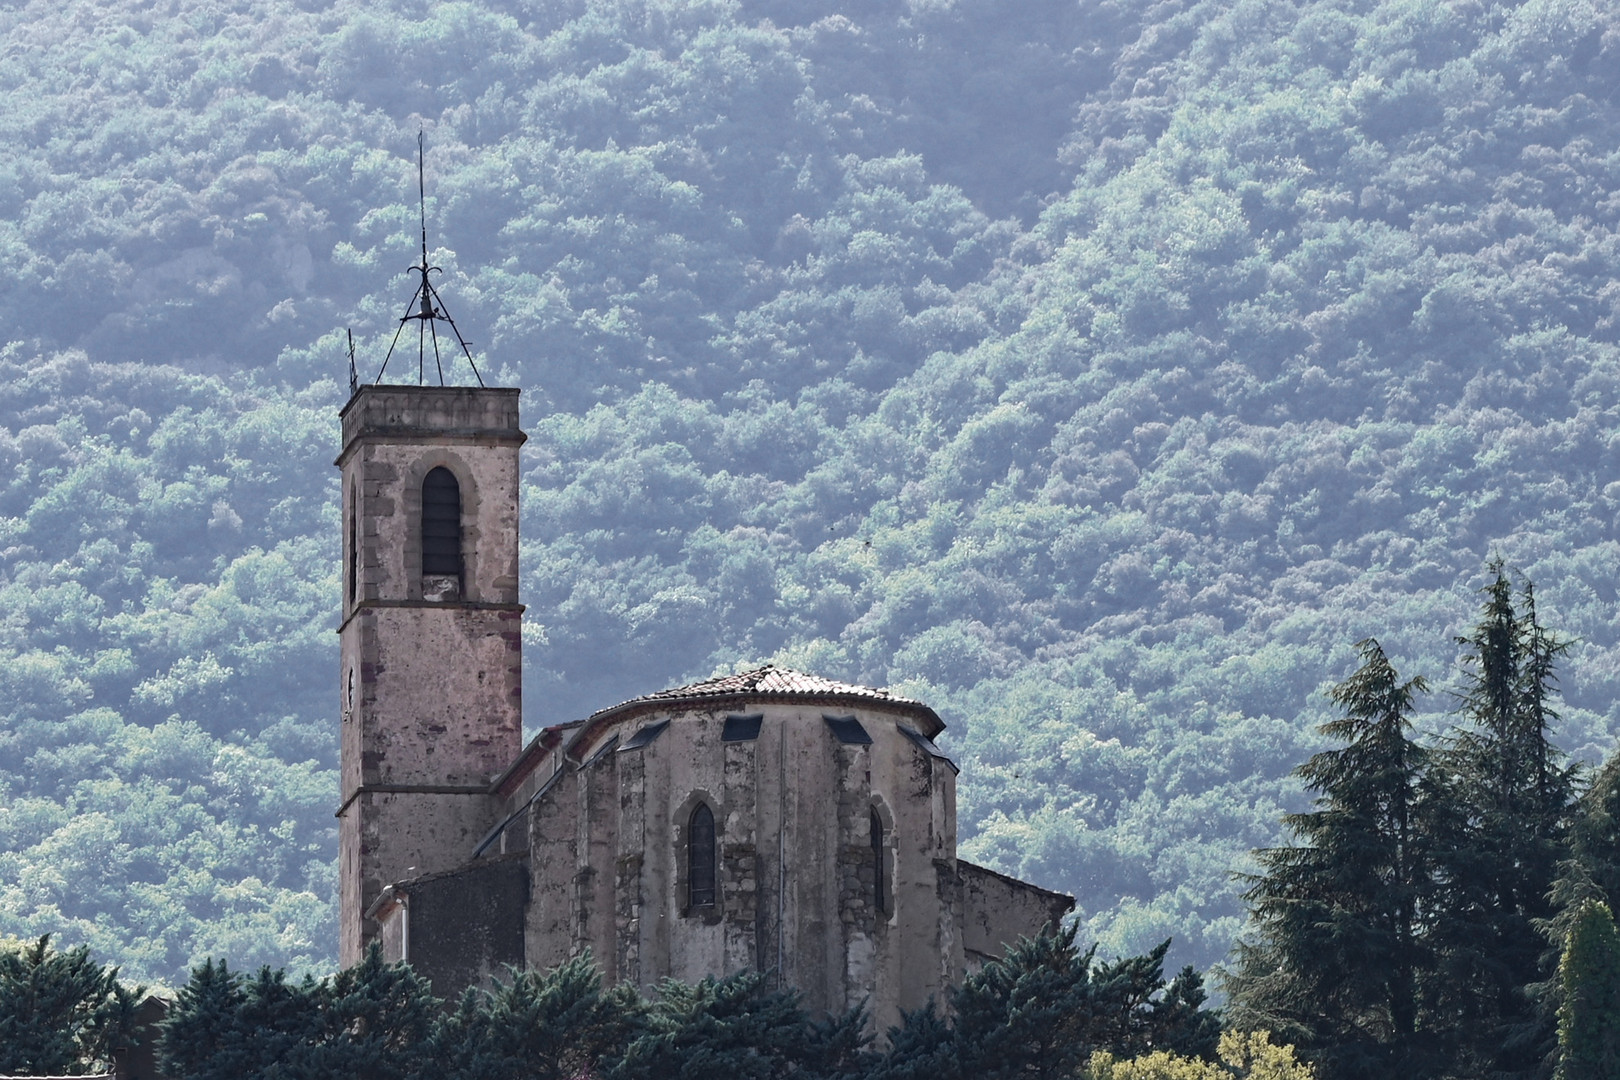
338 383 1074 1031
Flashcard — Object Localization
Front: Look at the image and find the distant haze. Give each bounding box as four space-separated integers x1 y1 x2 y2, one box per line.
0 0 1616 986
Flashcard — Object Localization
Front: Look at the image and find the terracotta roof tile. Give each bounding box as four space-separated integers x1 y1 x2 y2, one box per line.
597 664 929 713
498 665 945 798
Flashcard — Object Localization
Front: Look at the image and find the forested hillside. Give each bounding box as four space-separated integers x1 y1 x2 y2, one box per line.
1 0 1619 986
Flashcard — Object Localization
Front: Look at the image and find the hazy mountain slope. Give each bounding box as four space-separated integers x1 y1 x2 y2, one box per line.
0 353 336 977
1 0 1619 984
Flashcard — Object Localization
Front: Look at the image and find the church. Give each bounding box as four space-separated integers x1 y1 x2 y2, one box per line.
336 382 1071 1028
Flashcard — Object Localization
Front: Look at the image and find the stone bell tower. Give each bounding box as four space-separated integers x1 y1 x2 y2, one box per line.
335 385 525 964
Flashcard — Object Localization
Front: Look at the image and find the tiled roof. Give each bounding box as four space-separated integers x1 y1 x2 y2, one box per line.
596 664 931 714
495 665 945 795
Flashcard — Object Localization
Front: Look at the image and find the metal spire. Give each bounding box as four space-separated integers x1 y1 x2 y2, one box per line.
346 327 358 397
372 132 485 387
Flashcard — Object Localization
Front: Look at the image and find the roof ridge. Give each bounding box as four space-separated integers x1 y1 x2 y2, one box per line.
590 664 928 716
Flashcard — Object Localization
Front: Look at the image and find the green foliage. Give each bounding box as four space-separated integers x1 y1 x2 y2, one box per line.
942 924 1220 1079
1226 639 1433 1078
0 933 146 1075
611 968 870 1080
1555 900 1620 1080
1231 583 1619 1079
864 1000 959 1080
1086 1030 1316 1080
3 0 1620 987
1427 567 1576 1076
430 953 646 1080
156 940 1217 1080
160 945 438 1080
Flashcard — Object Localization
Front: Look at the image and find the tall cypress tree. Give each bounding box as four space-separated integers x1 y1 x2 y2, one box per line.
1533 749 1620 1077
1554 901 1620 1080
1557 754 1620 919
1225 637 1434 1080
1426 565 1575 1078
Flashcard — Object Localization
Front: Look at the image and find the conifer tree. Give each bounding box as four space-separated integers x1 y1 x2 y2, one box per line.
1225 637 1433 1080
608 968 870 1080
1550 753 1620 937
0 934 145 1076
1427 566 1575 1077
864 1000 961 1080
1535 751 1620 1076
432 953 645 1080
158 958 250 1080
160 945 439 1080
1553 900 1620 1080
291 944 439 1079
951 924 1219 1079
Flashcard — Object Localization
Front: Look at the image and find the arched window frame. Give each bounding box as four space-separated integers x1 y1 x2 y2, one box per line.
420 466 463 578
871 807 887 915
870 800 895 923
347 484 358 606
688 802 717 909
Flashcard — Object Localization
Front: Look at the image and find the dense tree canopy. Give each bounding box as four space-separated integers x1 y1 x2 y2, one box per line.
0 934 146 1076
0 0 1619 985
154 938 1221 1080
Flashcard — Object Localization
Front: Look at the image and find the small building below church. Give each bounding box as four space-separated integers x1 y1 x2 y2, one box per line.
337 384 1070 1029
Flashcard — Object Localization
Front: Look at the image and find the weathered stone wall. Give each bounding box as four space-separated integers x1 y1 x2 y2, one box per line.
958 860 1074 968
338 386 523 606
336 385 525 964
342 606 522 787
331 385 1077 1011
371 853 529 1001
522 701 970 1029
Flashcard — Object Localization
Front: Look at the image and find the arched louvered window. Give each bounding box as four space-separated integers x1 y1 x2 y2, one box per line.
871 809 886 915
689 803 716 908
421 467 462 576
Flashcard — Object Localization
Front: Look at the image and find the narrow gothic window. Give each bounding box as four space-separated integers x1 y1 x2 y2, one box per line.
421 467 462 576
347 501 357 604
689 803 716 908
872 809 886 914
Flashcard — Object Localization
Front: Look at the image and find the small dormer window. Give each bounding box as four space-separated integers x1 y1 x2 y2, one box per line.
823 715 872 745
421 467 462 580
689 803 716 908
722 714 763 742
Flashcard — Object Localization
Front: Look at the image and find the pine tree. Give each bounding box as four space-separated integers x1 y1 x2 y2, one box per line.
864 1000 961 1080
1554 901 1620 1080
1549 752 1620 939
431 952 645 1080
608 968 869 1080
0 934 145 1075
952 924 1100 1080
159 958 249 1080
951 925 1219 1079
1224 637 1434 1080
161 946 438 1080
291 944 439 1080
1427 565 1575 1077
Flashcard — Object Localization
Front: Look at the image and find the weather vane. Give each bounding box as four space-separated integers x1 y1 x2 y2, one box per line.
362 131 485 388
